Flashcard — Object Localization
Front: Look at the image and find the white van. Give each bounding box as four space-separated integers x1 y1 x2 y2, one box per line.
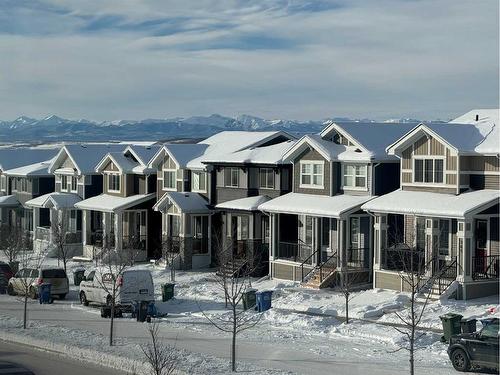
79 268 154 306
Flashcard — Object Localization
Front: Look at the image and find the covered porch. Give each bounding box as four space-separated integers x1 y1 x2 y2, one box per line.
259 193 374 286
363 189 500 299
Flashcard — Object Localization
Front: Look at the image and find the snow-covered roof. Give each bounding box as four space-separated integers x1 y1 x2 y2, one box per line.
0 195 20 207
387 109 499 156
216 195 272 211
96 152 139 174
149 144 209 169
203 140 296 165
49 144 127 175
0 148 58 172
125 144 162 166
284 134 372 163
3 159 54 177
258 193 374 218
25 192 82 209
75 193 155 213
362 189 500 218
153 192 210 213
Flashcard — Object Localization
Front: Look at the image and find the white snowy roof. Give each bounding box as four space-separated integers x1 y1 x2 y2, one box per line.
25 192 82 209
153 192 210 213
0 195 20 207
0 148 58 172
150 144 209 169
284 134 372 162
49 144 127 175
203 140 296 165
75 193 155 213
362 189 500 218
216 195 272 211
96 152 139 174
3 159 54 177
258 193 374 218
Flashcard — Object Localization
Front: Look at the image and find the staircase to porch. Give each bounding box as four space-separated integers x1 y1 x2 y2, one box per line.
418 258 458 299
300 251 338 289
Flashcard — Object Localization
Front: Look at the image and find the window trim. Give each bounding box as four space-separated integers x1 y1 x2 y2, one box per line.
225 167 240 188
259 168 275 190
70 176 78 193
107 173 121 193
61 175 68 191
412 156 446 185
162 169 177 191
342 163 368 191
191 170 207 193
0 175 6 191
299 160 325 189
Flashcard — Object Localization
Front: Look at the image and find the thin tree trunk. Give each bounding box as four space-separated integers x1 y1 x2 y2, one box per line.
23 294 28 329
345 294 349 324
110 288 115 346
231 306 237 372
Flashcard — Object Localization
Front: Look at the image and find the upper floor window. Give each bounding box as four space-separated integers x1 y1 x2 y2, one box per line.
192 171 207 192
61 175 68 190
224 167 240 188
343 164 367 189
414 158 443 184
300 161 324 188
259 168 275 189
0 175 6 191
163 170 176 190
71 176 78 192
108 174 120 192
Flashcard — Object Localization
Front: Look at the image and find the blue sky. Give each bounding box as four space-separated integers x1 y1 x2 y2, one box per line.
0 0 498 121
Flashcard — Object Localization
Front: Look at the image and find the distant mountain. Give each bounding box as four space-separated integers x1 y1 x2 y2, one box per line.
0 114 442 143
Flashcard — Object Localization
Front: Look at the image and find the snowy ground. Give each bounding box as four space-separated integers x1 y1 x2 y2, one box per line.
0 256 498 374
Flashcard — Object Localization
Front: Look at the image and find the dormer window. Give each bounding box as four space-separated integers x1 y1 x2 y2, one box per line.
300 161 324 188
71 176 78 192
163 170 176 190
414 158 443 183
108 174 120 192
61 175 68 190
343 164 367 189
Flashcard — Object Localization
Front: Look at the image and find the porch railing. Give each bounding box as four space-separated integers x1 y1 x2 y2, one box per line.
381 246 426 274
317 251 338 284
432 257 458 295
277 241 313 263
162 235 181 255
193 237 209 255
300 248 319 282
472 255 500 280
88 231 115 248
35 226 51 242
65 231 82 244
347 247 369 269
123 234 147 250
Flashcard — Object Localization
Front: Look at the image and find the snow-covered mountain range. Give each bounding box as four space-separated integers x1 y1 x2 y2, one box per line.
0 114 441 142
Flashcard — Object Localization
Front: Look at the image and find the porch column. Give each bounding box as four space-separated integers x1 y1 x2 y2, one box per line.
115 211 123 251
456 219 473 283
208 214 212 259
313 217 320 266
373 214 387 270
425 218 439 277
338 218 346 270
82 210 89 246
103 212 110 247
181 213 193 270
270 213 278 261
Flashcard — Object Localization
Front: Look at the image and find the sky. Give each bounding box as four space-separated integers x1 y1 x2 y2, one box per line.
0 0 498 122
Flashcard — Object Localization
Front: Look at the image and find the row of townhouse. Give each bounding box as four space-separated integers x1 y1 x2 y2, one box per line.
0 109 498 300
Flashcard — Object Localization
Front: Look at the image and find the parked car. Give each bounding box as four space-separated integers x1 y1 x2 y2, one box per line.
448 318 499 372
79 268 154 307
7 267 69 300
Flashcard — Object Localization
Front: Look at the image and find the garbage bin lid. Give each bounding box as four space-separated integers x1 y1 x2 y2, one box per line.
440 313 463 319
461 317 477 322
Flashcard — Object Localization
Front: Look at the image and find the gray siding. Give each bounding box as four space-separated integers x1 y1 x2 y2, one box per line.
293 148 330 196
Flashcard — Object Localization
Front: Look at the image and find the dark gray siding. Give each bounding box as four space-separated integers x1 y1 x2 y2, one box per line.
293 148 330 196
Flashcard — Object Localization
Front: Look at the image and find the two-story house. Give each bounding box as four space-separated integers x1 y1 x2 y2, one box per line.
149 131 294 270
362 109 500 299
25 144 127 255
259 121 416 287
75 144 161 260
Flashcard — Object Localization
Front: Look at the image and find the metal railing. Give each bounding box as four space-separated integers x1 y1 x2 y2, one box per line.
162 235 181 255
381 246 426 274
123 234 147 250
472 255 500 280
88 231 115 248
277 241 313 263
347 247 369 269
433 257 458 294
35 226 51 242
300 248 319 282
317 251 338 284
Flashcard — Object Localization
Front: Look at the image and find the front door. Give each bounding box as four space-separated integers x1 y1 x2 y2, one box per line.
475 219 488 272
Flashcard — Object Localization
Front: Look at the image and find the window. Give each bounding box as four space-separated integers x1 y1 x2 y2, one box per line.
414 158 444 183
259 168 274 189
192 171 207 192
108 174 120 192
343 164 367 189
300 161 324 188
163 170 176 190
225 168 239 187
0 175 5 191
61 175 68 190
71 176 78 192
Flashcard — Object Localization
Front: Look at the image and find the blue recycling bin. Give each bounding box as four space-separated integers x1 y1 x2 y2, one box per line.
38 283 52 304
256 290 273 312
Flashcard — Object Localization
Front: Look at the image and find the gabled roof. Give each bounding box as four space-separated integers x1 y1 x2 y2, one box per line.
49 144 127 175
216 195 271 211
3 159 54 177
25 192 81 209
0 148 58 172
125 144 162 166
362 189 500 218
96 152 138 174
0 195 20 207
149 144 209 169
75 193 155 213
387 109 499 156
153 192 210 214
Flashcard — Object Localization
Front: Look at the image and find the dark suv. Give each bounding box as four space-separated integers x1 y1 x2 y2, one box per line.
448 318 499 372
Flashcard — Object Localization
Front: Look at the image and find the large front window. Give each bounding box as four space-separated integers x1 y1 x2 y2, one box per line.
192 171 206 192
300 161 324 188
163 170 176 190
414 158 444 183
259 168 274 189
225 168 240 187
108 174 120 192
344 164 367 189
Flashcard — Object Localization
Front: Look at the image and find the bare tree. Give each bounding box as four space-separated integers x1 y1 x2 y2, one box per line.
199 235 262 372
141 321 177 375
51 210 71 274
94 235 140 346
0 224 25 270
338 270 365 324
161 235 180 282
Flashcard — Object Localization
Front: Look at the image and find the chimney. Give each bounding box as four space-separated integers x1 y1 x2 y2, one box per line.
475 114 479 121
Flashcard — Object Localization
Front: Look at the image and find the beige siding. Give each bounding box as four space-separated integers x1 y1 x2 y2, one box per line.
446 149 457 171
103 160 119 172
485 175 500 189
272 263 294 280
402 172 412 183
61 155 76 169
402 147 412 169
414 136 428 155
446 174 457 185
402 185 457 194
430 137 445 156
460 156 500 172
375 271 401 291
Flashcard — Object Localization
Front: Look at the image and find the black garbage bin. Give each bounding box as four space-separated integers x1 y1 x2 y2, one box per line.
137 301 149 322
461 318 477 334
73 269 85 286
440 313 463 342
162 283 175 302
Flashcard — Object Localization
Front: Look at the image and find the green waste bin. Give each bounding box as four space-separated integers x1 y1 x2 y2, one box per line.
440 313 463 342
461 318 477 334
73 269 86 286
162 283 175 302
242 289 257 310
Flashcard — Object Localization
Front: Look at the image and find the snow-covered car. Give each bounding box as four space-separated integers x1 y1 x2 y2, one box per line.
79 269 154 307
7 267 69 299
447 318 499 372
